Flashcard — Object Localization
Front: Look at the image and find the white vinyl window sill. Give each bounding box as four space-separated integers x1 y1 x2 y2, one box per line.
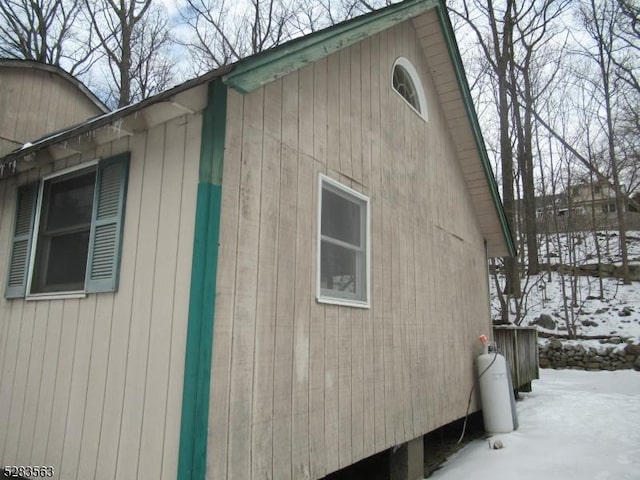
317 295 370 309
26 291 87 301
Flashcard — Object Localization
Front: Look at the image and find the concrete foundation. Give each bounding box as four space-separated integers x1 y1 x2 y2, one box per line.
389 436 424 480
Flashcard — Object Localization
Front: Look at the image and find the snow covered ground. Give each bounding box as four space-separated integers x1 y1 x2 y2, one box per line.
428 369 640 480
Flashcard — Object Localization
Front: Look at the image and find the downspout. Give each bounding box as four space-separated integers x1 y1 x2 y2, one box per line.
178 78 227 480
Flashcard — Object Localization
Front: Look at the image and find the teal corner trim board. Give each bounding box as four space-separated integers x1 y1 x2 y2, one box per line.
178 78 227 480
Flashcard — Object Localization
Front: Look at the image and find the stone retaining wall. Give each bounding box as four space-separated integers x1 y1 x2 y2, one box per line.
539 339 640 371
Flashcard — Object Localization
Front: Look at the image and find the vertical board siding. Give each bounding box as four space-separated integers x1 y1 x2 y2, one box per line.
0 67 103 155
0 114 199 480
210 19 492 480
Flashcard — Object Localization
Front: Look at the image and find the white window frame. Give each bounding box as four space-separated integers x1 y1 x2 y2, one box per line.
26 160 99 299
391 57 428 122
317 174 370 308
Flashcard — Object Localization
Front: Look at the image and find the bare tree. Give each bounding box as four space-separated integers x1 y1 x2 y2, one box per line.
450 0 521 303
0 0 95 75
508 1 569 275
85 0 175 107
450 0 569 324
577 0 633 283
179 0 296 73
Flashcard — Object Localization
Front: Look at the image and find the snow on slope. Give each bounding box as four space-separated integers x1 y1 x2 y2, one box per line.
539 230 640 265
491 231 640 343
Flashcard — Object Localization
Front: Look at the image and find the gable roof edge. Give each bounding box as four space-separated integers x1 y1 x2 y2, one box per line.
0 59 109 113
224 0 438 94
433 2 516 258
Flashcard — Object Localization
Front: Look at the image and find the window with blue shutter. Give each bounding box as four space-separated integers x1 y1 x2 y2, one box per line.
86 153 129 293
5 183 38 298
3 153 130 299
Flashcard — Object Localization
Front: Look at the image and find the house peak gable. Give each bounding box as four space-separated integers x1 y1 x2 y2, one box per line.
223 0 438 94
0 59 108 114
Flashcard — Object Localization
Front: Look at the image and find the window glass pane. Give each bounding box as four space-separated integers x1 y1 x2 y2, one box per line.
30 168 96 294
32 231 90 293
321 241 358 294
393 65 420 112
321 188 361 246
44 171 96 232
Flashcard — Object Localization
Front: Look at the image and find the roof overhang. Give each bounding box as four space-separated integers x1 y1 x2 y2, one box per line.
414 6 516 257
0 66 231 177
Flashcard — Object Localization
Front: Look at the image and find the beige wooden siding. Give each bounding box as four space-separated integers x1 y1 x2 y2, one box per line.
209 19 492 480
0 67 103 155
0 114 199 480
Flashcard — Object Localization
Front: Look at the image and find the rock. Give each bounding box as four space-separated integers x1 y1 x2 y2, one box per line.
635 357 640 369
535 314 557 329
618 307 633 317
489 439 504 450
582 320 599 327
624 343 640 356
609 337 623 344
595 308 608 314
549 339 563 350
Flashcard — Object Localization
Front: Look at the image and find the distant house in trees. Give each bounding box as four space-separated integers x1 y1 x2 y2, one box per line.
0 1 516 479
568 181 621 217
521 180 640 233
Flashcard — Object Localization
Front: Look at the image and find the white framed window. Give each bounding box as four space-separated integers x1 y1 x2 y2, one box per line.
602 202 616 214
5 153 130 299
317 174 370 308
30 162 98 295
392 57 428 121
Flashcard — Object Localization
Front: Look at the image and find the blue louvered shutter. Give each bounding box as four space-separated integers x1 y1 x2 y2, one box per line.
85 152 130 293
5 183 38 298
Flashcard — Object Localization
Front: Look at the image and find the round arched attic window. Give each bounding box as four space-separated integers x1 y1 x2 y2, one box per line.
392 57 428 121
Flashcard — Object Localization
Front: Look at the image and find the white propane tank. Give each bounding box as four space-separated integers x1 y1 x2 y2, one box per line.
477 347 516 433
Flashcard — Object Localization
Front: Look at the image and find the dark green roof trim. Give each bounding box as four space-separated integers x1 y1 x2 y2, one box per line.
224 0 438 94
178 79 227 480
434 1 517 257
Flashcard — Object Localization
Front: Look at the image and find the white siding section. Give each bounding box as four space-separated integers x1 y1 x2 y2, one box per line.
0 114 200 480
